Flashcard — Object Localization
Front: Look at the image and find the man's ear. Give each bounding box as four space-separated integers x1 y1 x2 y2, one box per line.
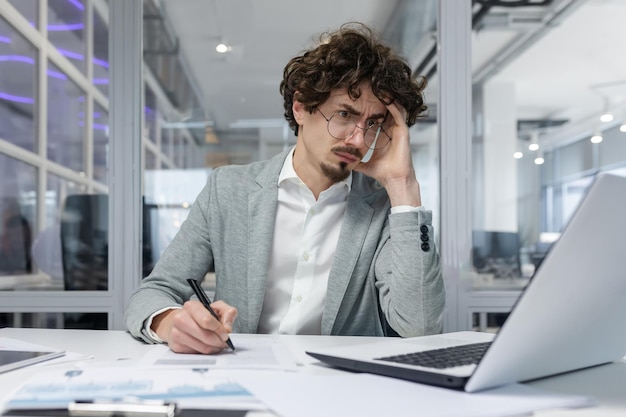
292 97 306 125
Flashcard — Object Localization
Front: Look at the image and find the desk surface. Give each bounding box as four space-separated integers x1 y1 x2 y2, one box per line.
0 328 625 416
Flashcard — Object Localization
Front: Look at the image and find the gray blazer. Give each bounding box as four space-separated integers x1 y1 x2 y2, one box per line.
125 149 445 342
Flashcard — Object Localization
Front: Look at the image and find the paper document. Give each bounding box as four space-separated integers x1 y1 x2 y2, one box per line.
237 373 594 417
2 367 277 414
0 337 62 353
139 335 299 370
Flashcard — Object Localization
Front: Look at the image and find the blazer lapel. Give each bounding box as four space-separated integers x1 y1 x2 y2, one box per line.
322 187 374 334
245 151 287 332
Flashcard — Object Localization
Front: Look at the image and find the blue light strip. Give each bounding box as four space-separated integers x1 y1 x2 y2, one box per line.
47 23 84 31
92 58 109 69
47 69 68 80
56 47 83 60
78 121 108 130
0 55 35 64
0 54 109 103
56 48 110 68
0 92 34 104
67 0 85 11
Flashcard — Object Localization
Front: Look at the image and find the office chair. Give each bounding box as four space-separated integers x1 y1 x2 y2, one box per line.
60 194 155 291
60 194 109 291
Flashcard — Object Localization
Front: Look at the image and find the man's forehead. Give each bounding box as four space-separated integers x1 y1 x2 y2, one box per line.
326 88 386 111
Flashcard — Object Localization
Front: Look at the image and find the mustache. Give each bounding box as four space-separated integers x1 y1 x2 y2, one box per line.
331 145 362 159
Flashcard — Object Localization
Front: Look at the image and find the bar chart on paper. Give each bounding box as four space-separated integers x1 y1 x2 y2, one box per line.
2 367 272 412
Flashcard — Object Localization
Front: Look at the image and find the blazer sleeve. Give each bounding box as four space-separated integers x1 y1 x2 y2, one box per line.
124 179 216 343
374 209 445 337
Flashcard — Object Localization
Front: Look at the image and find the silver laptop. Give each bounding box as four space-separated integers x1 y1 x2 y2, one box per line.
307 173 626 392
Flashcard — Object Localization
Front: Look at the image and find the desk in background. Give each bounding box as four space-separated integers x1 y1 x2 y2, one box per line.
0 276 64 328
458 274 530 332
0 328 625 416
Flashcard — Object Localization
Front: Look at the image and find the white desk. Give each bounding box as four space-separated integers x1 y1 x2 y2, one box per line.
0 274 61 291
0 328 625 416
0 276 65 328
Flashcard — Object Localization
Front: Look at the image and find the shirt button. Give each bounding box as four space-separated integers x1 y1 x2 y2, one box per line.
296 295 303 302
303 252 310 261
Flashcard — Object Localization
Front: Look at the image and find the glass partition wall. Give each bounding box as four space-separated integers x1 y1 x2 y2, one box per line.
465 0 626 332
140 0 441 300
0 0 198 329
0 0 111 328
2 0 624 332
0 0 441 330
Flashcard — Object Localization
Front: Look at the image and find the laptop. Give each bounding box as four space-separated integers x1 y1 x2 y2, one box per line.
307 173 626 392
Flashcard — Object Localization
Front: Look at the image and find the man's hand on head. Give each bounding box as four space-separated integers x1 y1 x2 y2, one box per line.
354 101 422 207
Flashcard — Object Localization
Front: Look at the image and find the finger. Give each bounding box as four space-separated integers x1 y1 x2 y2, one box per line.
184 300 223 331
185 300 235 346
175 300 228 353
211 300 238 331
168 325 226 354
170 307 228 354
183 303 232 350
386 101 406 125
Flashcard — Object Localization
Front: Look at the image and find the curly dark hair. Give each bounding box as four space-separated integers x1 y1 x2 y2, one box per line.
280 22 427 136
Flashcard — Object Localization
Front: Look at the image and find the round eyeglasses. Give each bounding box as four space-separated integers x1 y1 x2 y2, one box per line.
316 108 391 150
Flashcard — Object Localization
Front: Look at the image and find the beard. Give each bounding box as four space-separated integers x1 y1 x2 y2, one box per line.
320 161 350 183
319 145 362 183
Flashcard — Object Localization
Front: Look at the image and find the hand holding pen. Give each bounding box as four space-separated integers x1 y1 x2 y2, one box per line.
187 279 236 351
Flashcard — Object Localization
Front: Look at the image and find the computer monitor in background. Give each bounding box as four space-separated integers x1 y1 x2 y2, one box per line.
60 194 155 291
472 230 521 278
529 232 560 270
60 194 108 291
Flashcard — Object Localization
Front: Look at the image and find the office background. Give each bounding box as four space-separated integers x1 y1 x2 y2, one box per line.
0 0 625 332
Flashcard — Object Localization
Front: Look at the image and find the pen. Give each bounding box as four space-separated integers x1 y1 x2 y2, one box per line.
187 278 235 351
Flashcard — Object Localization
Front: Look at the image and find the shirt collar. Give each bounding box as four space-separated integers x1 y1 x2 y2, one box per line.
278 146 352 192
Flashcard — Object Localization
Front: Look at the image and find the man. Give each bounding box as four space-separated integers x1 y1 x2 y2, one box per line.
125 22 445 354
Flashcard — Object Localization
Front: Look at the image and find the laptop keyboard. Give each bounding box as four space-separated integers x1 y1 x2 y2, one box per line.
375 342 491 369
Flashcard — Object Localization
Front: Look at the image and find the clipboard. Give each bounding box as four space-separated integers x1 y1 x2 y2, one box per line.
0 367 279 417
2 400 176 417
2 400 272 417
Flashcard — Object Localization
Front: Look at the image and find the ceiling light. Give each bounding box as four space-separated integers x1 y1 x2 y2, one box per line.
216 43 231 53
600 113 614 123
513 151 523 159
534 156 545 165
528 131 539 151
590 133 603 144
620 124 626 133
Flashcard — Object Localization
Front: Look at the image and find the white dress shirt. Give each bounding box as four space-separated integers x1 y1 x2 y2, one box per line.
257 148 351 334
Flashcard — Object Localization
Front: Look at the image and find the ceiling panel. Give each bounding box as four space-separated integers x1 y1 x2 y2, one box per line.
158 0 626 152
159 0 399 134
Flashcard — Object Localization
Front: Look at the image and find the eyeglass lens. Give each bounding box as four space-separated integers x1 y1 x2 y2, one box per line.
327 113 390 150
